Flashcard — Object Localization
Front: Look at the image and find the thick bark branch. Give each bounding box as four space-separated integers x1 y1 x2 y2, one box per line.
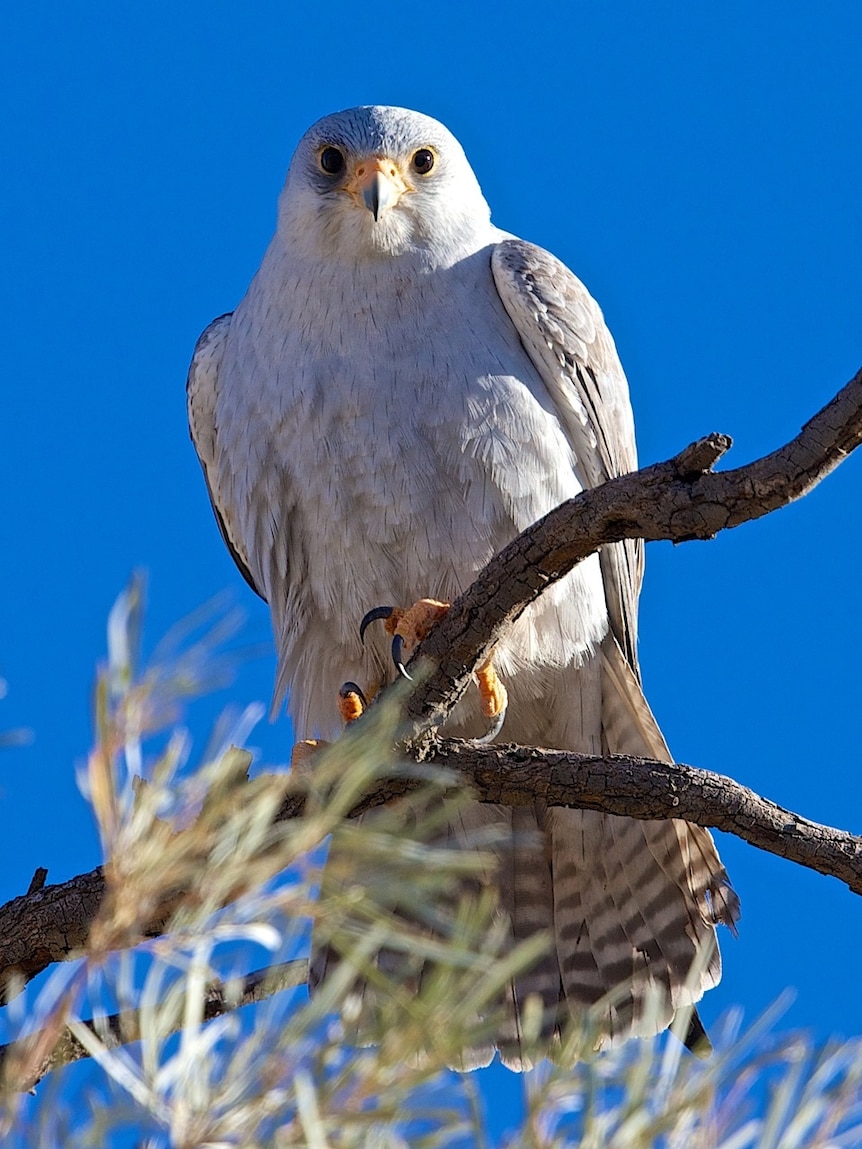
399 366 862 735
0 367 859 1010
276 737 862 893
0 867 105 997
5 733 862 1006
416 739 862 895
5 732 862 1086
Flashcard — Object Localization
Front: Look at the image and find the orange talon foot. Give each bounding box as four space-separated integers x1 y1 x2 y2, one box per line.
291 682 368 773
360 598 450 679
290 684 372 776
475 658 507 719
291 739 327 771
384 599 451 645
474 656 508 743
360 598 508 741
338 681 368 724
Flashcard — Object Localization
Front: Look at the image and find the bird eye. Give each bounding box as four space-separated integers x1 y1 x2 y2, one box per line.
319 146 345 176
411 148 435 175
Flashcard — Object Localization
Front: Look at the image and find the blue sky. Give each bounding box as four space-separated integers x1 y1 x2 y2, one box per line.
2 0 861 1137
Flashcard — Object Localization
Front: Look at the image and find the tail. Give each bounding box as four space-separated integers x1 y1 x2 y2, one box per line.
309 635 739 1070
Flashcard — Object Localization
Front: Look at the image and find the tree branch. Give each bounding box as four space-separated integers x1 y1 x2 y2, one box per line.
416 739 862 895
1 366 859 1008
5 731 862 1006
398 366 862 735
6 727 862 1087
0 867 105 997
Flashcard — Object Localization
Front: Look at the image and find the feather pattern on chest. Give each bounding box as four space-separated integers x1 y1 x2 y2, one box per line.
214 236 608 732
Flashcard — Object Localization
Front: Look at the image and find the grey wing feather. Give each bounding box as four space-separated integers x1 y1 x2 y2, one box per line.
187 313 265 600
493 241 741 1039
491 239 643 676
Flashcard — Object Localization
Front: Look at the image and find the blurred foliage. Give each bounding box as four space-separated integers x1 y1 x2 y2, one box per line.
0 582 861 1147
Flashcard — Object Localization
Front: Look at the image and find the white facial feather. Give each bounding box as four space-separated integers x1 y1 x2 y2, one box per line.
277 105 493 265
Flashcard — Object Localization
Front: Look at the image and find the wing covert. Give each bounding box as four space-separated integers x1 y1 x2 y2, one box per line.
187 312 265 601
491 239 643 674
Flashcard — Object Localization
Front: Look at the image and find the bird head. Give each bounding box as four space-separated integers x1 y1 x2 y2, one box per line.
277 106 493 265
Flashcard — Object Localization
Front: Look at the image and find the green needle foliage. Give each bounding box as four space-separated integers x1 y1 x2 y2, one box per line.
1 580 861 1147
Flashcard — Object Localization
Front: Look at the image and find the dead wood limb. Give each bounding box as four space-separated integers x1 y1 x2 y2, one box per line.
26 869 47 896
0 867 105 1000
6 725 862 1085
276 735 862 894
415 739 862 896
398 365 862 736
5 729 862 1007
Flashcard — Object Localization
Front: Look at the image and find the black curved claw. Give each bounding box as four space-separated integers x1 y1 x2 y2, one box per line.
338 681 368 707
391 634 413 681
359 605 394 644
473 706 507 745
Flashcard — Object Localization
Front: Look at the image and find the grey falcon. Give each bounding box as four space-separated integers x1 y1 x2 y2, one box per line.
187 104 739 1068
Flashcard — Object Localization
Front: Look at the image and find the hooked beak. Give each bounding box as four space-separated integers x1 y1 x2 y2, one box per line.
344 157 408 222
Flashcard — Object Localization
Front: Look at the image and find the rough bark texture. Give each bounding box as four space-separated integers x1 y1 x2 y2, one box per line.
4 735 862 999
0 867 105 998
416 739 862 895
5 733 862 1084
399 366 862 735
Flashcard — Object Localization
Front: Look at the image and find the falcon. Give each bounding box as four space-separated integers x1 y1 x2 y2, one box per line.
187 105 739 1067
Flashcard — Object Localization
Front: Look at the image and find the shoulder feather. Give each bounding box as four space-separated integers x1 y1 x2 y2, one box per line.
492 239 643 674
187 313 264 600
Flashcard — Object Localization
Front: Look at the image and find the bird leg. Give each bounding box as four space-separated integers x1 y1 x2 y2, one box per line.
360 599 451 679
290 739 325 769
359 598 508 741
337 680 369 723
473 657 508 744
290 682 369 769
294 595 509 770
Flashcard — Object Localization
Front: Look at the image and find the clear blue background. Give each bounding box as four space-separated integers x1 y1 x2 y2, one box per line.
2 0 861 1137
